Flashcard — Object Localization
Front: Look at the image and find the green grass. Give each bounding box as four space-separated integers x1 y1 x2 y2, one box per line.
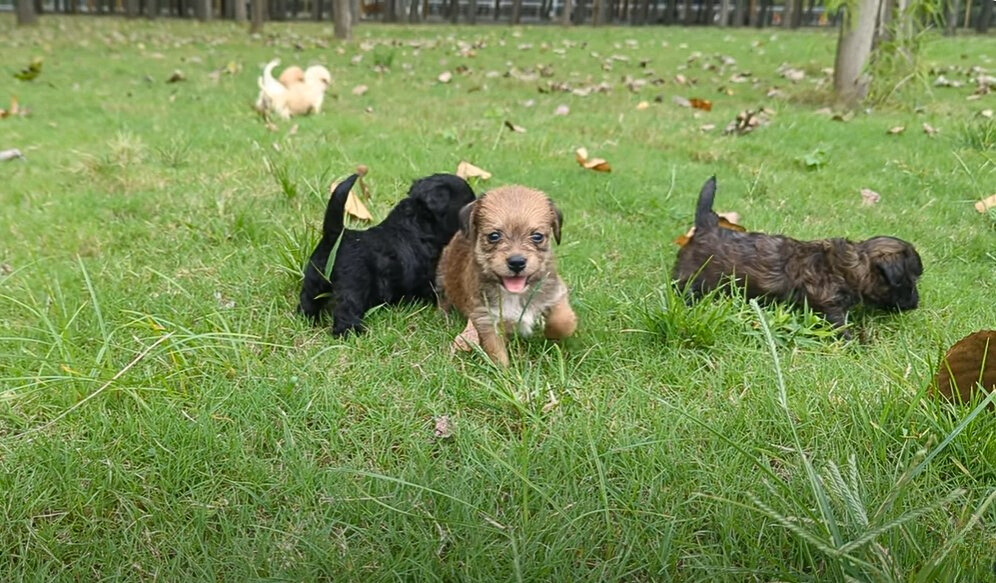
2 15 995 580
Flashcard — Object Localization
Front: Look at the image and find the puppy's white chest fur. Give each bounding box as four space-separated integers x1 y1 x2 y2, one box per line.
487 280 565 337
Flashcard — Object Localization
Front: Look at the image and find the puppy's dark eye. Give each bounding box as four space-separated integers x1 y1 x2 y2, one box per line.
486 232 501 244
530 233 545 244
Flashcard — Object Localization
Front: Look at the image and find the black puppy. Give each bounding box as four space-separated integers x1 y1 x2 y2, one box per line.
298 173 476 336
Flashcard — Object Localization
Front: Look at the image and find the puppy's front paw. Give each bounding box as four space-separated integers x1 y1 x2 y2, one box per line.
451 320 480 353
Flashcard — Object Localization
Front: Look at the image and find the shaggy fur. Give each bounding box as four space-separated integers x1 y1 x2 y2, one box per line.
672 176 923 338
437 185 577 366
256 59 331 119
299 173 476 336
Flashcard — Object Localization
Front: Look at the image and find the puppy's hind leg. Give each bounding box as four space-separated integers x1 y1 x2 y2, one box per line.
544 296 577 340
331 286 371 337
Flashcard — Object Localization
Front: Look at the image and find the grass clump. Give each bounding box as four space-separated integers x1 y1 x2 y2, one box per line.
1 16 994 580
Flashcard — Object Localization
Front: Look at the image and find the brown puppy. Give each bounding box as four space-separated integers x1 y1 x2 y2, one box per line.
673 177 923 338
438 185 577 366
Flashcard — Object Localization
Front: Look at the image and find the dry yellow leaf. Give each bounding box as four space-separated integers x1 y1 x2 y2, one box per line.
345 192 372 221
455 161 492 180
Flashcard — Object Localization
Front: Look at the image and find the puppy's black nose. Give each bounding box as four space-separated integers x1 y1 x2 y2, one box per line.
507 255 527 273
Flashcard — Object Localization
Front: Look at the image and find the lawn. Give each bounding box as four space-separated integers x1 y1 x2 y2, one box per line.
1 14 995 580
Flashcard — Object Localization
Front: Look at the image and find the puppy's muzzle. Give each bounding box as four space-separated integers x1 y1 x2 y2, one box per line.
506 255 527 274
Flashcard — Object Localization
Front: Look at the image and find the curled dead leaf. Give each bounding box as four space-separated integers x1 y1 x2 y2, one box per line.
886 126 905 135
166 70 186 83
689 97 713 112
672 95 691 108
504 120 526 133
351 84 368 96
860 188 881 206
433 415 454 439
922 122 939 136
676 212 744 246
455 161 491 180
575 147 611 173
438 71 453 84
635 101 650 110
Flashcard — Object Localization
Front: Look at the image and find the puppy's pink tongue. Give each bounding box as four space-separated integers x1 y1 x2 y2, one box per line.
502 276 528 293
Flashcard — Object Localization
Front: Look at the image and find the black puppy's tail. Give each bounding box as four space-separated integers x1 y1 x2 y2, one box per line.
694 176 719 232
319 173 360 249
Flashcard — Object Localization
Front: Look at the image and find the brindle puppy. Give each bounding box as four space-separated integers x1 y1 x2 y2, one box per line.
673 176 923 338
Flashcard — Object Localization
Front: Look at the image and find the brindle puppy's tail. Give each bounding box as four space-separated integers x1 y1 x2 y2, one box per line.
694 176 719 232
319 173 360 250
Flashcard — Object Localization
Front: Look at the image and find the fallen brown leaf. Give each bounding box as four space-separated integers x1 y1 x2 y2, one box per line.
166 70 186 83
438 71 453 83
672 95 691 108
504 120 526 133
975 194 996 213
635 100 650 110
886 126 906 135
433 415 454 439
676 212 744 246
860 188 881 206
344 192 372 221
575 147 611 173
689 97 713 112
700 123 716 132
554 104 570 116
455 161 492 180
351 84 368 96
922 122 939 136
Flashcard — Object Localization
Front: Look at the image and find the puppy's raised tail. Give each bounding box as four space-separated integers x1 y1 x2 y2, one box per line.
260 59 285 95
319 174 360 247
694 176 719 231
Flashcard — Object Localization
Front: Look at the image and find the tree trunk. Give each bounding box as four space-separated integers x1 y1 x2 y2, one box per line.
833 0 881 106
467 0 476 21
944 0 958 34
747 0 757 25
562 0 572 23
408 0 419 21
125 0 139 16
718 0 729 25
250 0 265 32
781 0 791 26
637 0 648 23
235 0 247 19
195 0 211 19
512 0 521 22
978 0 992 32
16 0 39 24
791 0 802 26
146 0 157 17
334 0 351 38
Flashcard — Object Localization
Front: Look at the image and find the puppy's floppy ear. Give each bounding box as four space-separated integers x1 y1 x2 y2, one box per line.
875 257 909 288
458 201 477 239
550 202 563 245
414 186 450 217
